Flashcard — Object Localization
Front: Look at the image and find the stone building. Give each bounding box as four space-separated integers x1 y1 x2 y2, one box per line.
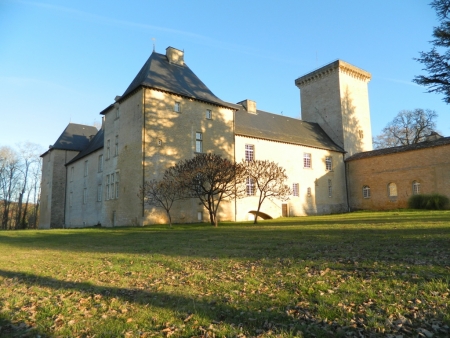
39 46 449 228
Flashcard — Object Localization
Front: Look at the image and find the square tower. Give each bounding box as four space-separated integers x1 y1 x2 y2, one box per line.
295 60 372 158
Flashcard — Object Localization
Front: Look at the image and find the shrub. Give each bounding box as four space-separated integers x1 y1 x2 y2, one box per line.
408 193 449 210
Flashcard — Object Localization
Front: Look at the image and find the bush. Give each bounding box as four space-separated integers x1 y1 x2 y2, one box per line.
408 193 449 210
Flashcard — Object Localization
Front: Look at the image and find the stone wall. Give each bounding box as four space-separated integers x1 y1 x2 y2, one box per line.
142 88 235 224
235 135 347 221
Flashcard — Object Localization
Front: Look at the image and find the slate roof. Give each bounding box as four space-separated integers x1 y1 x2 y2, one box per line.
119 52 235 110
345 136 450 162
41 123 98 157
65 127 104 165
232 103 344 152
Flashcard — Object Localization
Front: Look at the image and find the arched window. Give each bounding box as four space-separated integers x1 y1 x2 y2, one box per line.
363 185 370 199
388 183 397 197
412 181 420 195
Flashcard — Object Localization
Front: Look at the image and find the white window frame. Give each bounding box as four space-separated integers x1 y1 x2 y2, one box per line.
303 153 311 168
110 173 115 200
98 155 103 172
412 181 420 195
195 132 203 153
174 102 181 112
325 156 332 171
292 183 299 197
97 184 102 202
363 185 370 199
106 175 110 200
245 144 254 161
246 177 255 196
206 109 212 119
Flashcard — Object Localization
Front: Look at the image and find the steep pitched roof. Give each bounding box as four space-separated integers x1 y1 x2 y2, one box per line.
346 136 450 162
65 128 104 165
41 123 98 158
233 103 344 152
120 52 235 109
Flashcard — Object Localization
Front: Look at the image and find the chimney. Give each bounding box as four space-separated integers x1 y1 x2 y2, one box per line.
238 99 257 114
166 47 184 66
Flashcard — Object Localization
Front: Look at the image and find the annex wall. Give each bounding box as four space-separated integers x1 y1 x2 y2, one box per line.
141 88 236 224
235 135 347 221
65 149 104 227
39 149 78 229
347 144 450 210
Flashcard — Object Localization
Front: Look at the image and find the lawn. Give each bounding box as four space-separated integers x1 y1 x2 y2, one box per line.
0 210 449 337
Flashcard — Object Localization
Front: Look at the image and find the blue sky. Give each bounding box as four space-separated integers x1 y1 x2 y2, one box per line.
1 0 449 150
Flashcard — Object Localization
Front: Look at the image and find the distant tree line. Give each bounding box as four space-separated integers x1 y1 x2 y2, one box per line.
0 143 42 230
141 153 290 227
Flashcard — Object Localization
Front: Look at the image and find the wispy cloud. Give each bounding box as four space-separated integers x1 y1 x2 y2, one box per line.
13 0 301 65
0 76 78 93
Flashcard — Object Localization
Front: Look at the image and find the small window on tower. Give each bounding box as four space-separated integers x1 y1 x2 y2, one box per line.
174 102 181 112
358 130 364 139
206 109 212 119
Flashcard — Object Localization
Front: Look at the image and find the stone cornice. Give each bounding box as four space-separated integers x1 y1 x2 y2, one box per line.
295 60 371 87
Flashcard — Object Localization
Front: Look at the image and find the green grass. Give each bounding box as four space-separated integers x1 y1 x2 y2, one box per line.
0 210 449 337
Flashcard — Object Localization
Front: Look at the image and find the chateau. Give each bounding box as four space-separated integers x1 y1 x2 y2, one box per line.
39 47 450 228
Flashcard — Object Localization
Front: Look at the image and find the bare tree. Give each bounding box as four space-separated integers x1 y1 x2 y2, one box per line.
172 153 245 227
0 146 21 229
15 142 41 229
373 109 438 149
141 167 186 227
242 160 291 224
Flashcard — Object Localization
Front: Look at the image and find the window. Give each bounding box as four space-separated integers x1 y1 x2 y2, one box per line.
157 139 162 146
363 185 370 199
69 192 73 207
83 188 87 204
412 181 420 195
307 187 311 197
174 102 181 112
106 175 110 200
106 139 110 159
292 183 299 197
303 153 311 168
110 173 115 200
358 130 364 139
98 155 103 172
195 132 203 153
245 144 254 161
328 179 332 197
115 172 119 199
325 156 332 171
115 108 120 119
388 183 397 197
70 167 74 182
246 177 255 196
114 135 119 156
84 160 88 177
206 109 212 119
97 184 102 202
